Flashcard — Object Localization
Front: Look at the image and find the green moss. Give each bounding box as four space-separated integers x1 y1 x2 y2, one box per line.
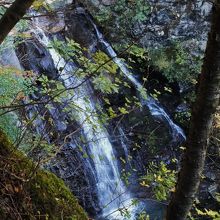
30 170 88 219
0 129 12 155
0 130 88 220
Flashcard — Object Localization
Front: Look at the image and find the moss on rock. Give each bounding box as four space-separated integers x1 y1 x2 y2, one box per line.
0 130 88 220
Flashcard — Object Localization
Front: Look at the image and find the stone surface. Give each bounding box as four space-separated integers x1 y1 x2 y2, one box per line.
140 0 211 52
102 0 115 6
16 39 59 79
81 0 212 56
65 6 98 50
0 47 23 70
33 12 65 33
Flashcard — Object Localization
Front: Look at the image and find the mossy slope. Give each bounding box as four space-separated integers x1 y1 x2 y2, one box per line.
0 130 88 220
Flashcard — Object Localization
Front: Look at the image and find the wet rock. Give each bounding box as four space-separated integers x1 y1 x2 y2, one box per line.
0 47 22 70
176 103 189 113
34 12 65 33
65 6 98 50
49 144 100 216
206 172 216 182
208 184 219 200
16 38 59 79
102 0 115 6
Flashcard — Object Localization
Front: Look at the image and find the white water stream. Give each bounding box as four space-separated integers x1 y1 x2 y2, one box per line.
33 26 137 219
86 12 186 143
30 8 186 219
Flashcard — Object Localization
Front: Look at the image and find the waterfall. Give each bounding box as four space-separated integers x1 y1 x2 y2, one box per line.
32 25 137 219
27 8 186 219
83 11 186 143
118 127 131 166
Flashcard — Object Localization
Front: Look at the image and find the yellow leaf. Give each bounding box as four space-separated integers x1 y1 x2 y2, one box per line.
140 181 150 187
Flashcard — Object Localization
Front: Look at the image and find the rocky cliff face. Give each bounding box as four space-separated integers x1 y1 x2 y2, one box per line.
38 0 212 56
80 0 211 54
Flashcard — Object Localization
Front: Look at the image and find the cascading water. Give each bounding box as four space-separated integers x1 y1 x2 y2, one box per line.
32 24 137 219
118 127 131 166
24 8 186 219
83 10 186 143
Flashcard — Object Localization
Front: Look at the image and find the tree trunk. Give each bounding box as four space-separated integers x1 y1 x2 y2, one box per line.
166 2 220 220
0 0 35 44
